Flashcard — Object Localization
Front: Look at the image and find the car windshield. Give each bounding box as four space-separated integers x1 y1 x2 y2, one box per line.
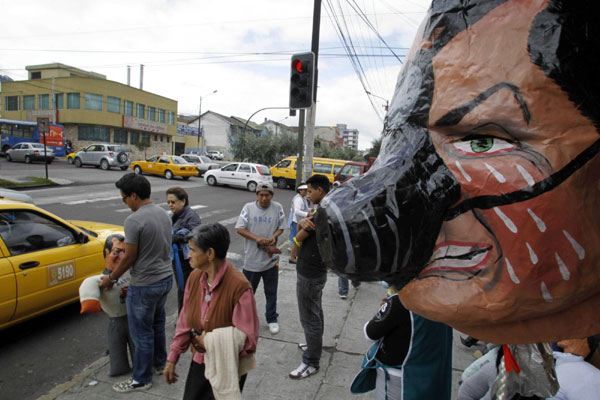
200 156 212 163
172 156 187 164
257 165 271 175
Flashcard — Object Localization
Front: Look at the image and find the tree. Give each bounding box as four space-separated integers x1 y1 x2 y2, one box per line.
365 137 382 160
136 140 151 159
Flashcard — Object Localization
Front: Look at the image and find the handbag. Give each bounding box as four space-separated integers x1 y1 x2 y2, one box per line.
350 340 381 394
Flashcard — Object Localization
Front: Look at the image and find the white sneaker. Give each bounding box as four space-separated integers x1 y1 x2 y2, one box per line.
268 322 280 334
289 362 318 379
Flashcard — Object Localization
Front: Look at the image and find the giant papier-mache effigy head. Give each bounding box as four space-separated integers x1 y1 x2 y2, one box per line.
315 0 600 344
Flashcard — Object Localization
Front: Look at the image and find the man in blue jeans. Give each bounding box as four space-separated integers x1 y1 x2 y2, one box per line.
289 174 330 379
100 173 173 393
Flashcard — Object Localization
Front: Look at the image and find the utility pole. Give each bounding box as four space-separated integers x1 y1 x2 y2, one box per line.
303 0 322 182
295 110 305 188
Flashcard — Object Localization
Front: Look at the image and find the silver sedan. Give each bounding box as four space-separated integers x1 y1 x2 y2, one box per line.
6 142 55 164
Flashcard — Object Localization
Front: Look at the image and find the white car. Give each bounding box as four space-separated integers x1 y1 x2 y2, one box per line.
206 150 224 160
180 154 220 176
204 162 272 192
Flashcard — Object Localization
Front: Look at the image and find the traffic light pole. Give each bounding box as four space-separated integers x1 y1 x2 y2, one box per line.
295 109 305 189
303 0 321 183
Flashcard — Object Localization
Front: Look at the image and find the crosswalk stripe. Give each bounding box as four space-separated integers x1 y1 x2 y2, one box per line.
218 216 239 226
65 196 122 205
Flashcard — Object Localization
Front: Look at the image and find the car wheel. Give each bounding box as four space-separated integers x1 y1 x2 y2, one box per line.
134 166 142 174
182 176 190 180
100 159 110 170
165 170 174 180
277 178 288 189
67 157 73 165
25 155 32 164
247 181 257 192
6 154 12 162
207 175 217 186
116 151 128 164
120 166 128 171
74 157 83 168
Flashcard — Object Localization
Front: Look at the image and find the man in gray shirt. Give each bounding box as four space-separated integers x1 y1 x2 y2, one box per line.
236 181 285 335
99 173 173 393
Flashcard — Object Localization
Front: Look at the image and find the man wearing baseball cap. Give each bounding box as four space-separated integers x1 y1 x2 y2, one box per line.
236 181 286 335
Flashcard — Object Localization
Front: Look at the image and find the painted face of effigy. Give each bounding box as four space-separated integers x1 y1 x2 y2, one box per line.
315 0 600 343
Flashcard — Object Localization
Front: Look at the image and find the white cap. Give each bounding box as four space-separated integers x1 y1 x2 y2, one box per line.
298 184 308 190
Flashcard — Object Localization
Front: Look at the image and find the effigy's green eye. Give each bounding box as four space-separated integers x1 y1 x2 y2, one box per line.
470 138 493 153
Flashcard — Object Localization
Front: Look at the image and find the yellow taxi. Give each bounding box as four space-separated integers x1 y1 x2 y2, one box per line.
0 199 123 330
66 152 76 164
130 155 198 180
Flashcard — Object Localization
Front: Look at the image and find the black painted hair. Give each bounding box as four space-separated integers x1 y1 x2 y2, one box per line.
529 0 600 132
307 174 331 194
115 173 151 200
166 186 189 206
103 233 125 258
187 223 230 259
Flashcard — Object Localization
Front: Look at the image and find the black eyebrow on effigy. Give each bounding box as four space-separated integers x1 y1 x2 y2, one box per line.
434 82 531 127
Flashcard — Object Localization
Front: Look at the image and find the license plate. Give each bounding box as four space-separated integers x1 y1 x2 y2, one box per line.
48 261 76 287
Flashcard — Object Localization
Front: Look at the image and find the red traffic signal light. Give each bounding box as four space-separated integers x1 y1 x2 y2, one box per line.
289 52 315 109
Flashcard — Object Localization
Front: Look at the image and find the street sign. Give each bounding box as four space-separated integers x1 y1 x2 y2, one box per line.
37 117 50 133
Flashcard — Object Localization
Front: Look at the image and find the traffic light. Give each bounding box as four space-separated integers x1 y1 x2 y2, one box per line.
289 52 315 109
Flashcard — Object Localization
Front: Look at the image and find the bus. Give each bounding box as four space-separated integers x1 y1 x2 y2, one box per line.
0 119 65 157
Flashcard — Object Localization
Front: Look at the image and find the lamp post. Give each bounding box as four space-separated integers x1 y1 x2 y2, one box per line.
197 90 218 155
366 91 389 111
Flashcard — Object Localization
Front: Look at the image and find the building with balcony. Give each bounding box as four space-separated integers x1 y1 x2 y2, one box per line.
337 124 359 150
0 63 178 159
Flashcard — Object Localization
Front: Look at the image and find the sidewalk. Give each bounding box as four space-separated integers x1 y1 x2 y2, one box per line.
38 256 479 400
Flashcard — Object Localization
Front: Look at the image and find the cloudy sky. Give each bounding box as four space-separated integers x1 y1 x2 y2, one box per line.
0 0 431 150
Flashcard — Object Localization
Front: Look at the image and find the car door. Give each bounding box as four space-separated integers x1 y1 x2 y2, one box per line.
79 145 94 163
10 144 23 161
0 209 104 323
156 156 170 176
0 246 17 326
232 163 253 188
89 145 103 164
218 163 239 185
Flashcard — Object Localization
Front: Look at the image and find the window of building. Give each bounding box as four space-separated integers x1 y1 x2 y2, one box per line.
77 125 110 141
107 96 121 113
30 71 41 79
160 135 164 142
54 93 64 109
67 93 80 109
148 106 155 121
166 136 170 143
168 111 175 125
4 96 19 111
23 95 35 110
38 94 50 110
154 135 158 141
158 109 165 123
136 104 145 119
85 93 103 111
130 131 139 145
124 100 133 116
114 129 128 144
141 133 150 144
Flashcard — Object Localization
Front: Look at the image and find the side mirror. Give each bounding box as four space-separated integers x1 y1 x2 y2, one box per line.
77 232 89 244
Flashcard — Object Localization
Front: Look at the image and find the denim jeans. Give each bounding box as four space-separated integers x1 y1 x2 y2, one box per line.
296 272 327 368
126 276 173 383
243 265 279 323
338 277 361 296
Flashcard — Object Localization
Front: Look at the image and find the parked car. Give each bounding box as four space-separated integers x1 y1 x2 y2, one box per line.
6 142 55 164
0 199 123 330
204 162 272 192
334 158 376 183
206 150 224 160
180 154 220 176
0 189 34 204
73 143 131 170
130 155 198 180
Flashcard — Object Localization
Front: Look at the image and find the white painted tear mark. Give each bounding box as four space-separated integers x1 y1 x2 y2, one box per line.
563 230 585 260
455 161 472 182
505 258 520 284
525 242 538 264
555 253 570 280
527 209 546 232
516 164 535 186
493 207 517 233
485 162 506 183
541 282 553 303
